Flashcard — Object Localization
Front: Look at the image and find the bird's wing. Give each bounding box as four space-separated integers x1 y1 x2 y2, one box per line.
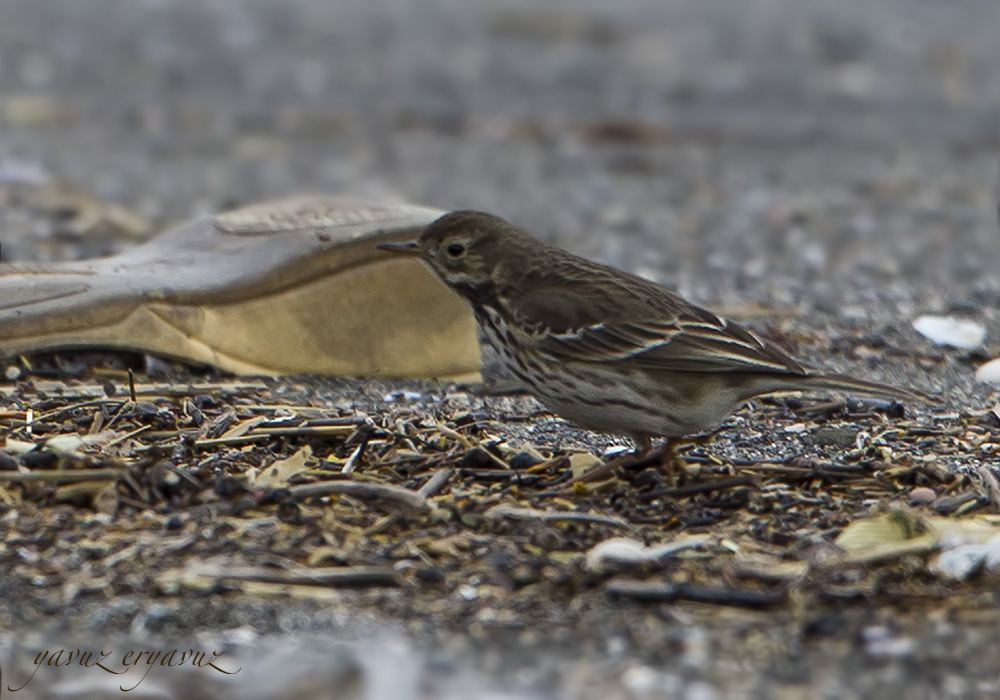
510 286 805 375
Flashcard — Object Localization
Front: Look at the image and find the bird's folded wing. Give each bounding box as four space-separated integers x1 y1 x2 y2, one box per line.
535 315 806 375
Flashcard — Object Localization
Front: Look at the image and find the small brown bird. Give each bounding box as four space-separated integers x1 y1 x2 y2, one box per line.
379 211 933 477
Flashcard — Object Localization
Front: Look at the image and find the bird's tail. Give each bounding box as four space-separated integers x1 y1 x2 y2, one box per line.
791 372 940 405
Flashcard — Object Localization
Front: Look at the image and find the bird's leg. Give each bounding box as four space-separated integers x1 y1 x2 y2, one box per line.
625 435 679 485
632 435 653 458
626 436 702 487
572 438 649 485
661 438 682 488
622 438 682 486
660 433 716 486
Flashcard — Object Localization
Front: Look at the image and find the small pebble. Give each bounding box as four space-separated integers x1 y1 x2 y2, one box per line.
865 633 916 658
606 636 628 658
622 665 660 695
192 394 218 409
907 487 937 505
216 626 258 647
912 315 986 349
132 401 160 422
687 681 722 700
414 567 445 584
933 493 980 515
509 564 540 586
383 391 423 403
603 445 631 458
810 425 857 448
568 452 604 477
0 157 50 185
163 514 184 531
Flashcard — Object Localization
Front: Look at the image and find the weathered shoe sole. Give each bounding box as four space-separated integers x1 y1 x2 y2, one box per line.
0 195 481 380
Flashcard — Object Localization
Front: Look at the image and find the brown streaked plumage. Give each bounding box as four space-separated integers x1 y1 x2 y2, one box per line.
379 210 935 470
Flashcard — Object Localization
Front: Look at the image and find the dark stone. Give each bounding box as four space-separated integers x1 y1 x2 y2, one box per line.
459 447 494 469
0 450 18 471
810 426 858 449
509 451 543 470
22 450 58 469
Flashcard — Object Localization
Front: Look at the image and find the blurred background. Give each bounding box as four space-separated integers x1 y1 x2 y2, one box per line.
1 1 999 697
0 0 996 326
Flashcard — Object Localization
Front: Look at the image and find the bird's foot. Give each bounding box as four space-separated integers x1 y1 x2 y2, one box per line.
659 438 685 488
626 435 713 488
621 439 678 487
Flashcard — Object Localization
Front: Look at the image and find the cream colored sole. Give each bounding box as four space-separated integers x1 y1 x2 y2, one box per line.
0 195 482 381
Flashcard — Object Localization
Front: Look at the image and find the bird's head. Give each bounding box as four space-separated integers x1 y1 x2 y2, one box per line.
378 210 522 291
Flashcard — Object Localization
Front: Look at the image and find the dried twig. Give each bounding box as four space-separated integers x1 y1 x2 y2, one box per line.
215 566 398 588
364 468 454 535
183 496 257 519
641 477 755 500
418 468 454 497
485 504 630 529
194 434 272 448
606 579 786 608
195 425 356 449
342 421 376 474
0 468 121 484
35 398 125 422
291 480 429 515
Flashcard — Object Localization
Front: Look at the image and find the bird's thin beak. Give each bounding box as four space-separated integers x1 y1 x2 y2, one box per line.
376 240 421 255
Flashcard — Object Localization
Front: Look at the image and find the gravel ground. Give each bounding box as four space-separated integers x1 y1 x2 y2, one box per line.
1 0 999 698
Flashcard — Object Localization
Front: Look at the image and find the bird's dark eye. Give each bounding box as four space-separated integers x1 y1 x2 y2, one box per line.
445 242 466 258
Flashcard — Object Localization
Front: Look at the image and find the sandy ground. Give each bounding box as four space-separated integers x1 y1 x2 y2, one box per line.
1 0 999 698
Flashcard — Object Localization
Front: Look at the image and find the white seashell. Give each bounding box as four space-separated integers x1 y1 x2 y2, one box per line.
912 315 987 349
585 537 651 572
982 533 1000 572
975 358 1000 385
933 543 986 580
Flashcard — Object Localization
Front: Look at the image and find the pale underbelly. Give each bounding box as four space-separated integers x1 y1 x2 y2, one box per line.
477 310 745 438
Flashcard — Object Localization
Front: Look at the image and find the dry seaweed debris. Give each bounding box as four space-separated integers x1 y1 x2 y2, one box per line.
1 372 999 633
